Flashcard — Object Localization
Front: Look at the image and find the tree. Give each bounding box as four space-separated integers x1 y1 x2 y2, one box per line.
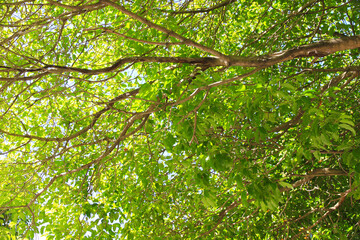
0 0 360 239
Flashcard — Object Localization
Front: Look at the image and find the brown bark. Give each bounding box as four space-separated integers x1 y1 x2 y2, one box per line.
1 36 359 80
229 35 360 67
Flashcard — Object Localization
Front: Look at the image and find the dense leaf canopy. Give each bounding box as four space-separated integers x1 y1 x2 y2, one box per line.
1 0 360 239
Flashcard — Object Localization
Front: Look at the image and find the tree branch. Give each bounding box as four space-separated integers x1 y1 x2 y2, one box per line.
0 88 139 142
101 0 230 64
230 35 360 67
291 188 353 239
1 36 359 80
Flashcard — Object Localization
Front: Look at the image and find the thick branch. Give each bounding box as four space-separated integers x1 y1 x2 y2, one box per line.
230 35 360 67
0 57 223 80
281 168 348 192
1 36 359 79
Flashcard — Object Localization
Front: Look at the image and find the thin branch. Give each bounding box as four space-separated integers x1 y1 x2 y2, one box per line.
101 0 230 64
198 168 348 237
189 113 198 145
271 71 357 133
178 90 209 124
95 27 183 46
25 106 154 207
0 88 139 142
291 188 353 239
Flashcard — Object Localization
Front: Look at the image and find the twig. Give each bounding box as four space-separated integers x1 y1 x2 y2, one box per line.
189 113 198 145
178 90 209 125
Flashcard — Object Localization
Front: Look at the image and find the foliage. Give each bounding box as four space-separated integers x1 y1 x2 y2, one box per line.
0 0 360 239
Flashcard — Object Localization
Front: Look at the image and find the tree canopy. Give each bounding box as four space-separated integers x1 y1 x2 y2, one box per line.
1 0 360 239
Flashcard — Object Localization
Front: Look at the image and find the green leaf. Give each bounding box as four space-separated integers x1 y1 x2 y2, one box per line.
313 151 321 160
339 124 356 135
352 148 360 159
279 181 293 189
354 163 360 173
163 134 176 150
340 119 355 127
241 191 248 207
139 82 153 95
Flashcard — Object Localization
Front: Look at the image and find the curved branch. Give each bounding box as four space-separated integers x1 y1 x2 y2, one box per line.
0 57 224 79
1 36 359 80
291 188 353 239
281 168 349 192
